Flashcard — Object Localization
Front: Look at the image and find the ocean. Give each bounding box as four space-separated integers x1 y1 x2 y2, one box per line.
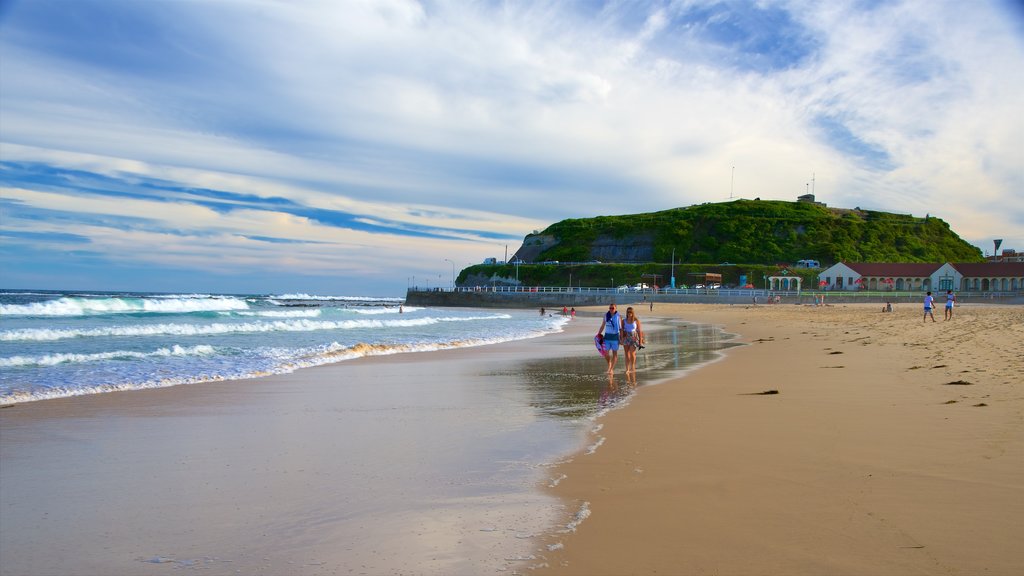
0 288 733 574
0 289 569 405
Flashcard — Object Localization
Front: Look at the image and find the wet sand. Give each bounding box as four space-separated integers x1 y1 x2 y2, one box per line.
0 312 730 576
530 302 1024 575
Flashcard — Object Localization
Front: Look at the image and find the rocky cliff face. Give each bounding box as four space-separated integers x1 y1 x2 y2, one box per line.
590 232 654 262
511 234 558 262
512 232 655 262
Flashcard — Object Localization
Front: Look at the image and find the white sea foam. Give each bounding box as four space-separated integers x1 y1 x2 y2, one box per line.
0 296 250 316
0 345 216 367
232 309 322 318
0 327 557 404
348 306 421 315
274 293 403 302
585 437 605 455
0 314 514 342
559 502 591 533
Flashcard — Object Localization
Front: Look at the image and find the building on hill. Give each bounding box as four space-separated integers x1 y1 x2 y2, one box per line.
796 194 826 207
988 249 1023 263
818 262 1024 292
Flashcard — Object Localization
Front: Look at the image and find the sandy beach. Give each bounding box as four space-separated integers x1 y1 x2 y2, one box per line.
531 302 1024 575
2 301 1021 575
0 308 728 576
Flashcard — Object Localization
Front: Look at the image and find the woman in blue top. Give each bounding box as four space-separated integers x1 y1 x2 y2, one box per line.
597 303 623 373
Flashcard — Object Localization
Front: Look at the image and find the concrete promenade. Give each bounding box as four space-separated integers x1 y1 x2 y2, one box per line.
404 287 1024 308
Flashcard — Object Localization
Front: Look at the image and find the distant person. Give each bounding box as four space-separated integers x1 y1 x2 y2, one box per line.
399 305 404 314
621 306 645 374
597 303 623 374
570 307 576 318
944 290 956 320
540 307 545 316
562 306 568 316
923 291 936 323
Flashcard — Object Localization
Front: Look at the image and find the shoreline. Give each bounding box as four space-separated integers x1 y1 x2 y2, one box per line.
528 302 1024 575
0 309 731 576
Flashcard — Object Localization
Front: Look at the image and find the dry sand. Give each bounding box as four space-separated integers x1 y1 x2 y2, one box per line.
530 302 1024 576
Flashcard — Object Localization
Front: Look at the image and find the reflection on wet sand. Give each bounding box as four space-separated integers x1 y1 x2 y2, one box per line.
488 320 741 421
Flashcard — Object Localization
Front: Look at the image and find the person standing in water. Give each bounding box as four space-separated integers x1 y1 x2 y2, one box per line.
597 303 623 374
621 306 644 374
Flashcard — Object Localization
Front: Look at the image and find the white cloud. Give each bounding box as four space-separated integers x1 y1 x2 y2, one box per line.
1 0 1022 293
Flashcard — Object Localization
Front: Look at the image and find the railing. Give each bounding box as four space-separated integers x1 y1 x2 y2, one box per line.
408 285 1023 300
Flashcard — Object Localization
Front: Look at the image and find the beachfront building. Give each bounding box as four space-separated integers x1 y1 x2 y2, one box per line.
818 262 1024 293
952 262 1024 292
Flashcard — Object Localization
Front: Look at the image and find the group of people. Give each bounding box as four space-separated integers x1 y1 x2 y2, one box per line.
596 303 645 374
923 290 957 322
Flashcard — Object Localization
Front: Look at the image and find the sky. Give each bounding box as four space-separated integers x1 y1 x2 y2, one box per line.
1 0 1022 297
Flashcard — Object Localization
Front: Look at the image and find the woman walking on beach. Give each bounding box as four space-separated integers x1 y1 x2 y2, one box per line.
923 291 937 323
597 303 623 373
621 307 644 374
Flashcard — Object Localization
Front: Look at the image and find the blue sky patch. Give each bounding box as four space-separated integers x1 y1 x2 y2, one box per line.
814 115 894 171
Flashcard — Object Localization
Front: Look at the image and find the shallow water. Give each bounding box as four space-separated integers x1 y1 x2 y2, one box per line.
0 314 734 575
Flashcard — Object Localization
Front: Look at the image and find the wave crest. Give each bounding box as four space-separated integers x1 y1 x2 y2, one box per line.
0 296 250 317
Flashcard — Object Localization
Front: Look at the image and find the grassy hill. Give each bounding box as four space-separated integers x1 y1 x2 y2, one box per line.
456 200 983 289
524 200 982 265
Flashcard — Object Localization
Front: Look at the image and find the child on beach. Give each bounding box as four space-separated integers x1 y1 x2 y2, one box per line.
945 290 956 320
923 291 936 322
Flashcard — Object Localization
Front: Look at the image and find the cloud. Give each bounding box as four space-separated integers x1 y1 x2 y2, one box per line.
1 0 1022 293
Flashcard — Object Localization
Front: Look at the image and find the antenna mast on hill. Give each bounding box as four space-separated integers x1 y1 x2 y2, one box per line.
812 172 816 195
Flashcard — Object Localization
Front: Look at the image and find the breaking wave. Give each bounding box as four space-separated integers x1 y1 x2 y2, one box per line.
0 345 217 367
0 296 250 317
1 314 513 342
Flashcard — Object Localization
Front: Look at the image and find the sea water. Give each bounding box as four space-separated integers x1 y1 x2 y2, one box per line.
0 289 569 405
0 289 734 574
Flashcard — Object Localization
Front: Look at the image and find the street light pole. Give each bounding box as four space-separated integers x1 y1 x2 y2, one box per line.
671 248 675 289
444 259 455 291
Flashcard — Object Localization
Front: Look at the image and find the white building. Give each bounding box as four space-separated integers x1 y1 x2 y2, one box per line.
817 262 1024 292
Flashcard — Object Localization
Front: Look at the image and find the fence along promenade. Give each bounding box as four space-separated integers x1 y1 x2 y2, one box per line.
404 285 1024 308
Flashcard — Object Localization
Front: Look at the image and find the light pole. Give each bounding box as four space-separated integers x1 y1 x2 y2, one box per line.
670 248 675 289
444 259 455 291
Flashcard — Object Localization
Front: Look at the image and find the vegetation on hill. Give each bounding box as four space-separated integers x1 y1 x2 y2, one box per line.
454 200 983 289
528 200 982 265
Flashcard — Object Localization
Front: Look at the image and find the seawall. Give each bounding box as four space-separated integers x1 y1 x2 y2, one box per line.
405 288 1024 309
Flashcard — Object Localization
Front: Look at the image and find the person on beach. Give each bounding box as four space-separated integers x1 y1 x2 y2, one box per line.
945 290 956 320
570 307 576 318
923 291 936 322
597 303 623 373
621 306 645 374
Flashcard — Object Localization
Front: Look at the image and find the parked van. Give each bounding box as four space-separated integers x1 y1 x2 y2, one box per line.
796 259 820 268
